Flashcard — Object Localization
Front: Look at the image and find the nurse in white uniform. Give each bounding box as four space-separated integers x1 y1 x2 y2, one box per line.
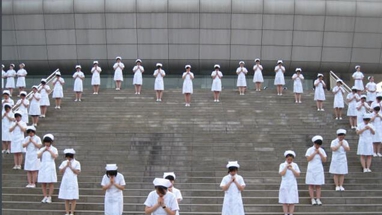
356 95 370 125
274 60 286 96
182 65 194 107
305 135 327 206
101 164 126 215
332 79 345 120
371 104 382 157
220 161 245 215
329 129 350 191
2 103 14 154
292 68 304 103
163 172 183 215
113 56 125 90
279 150 300 215
314 73 326 111
253 58 264 91
38 134 58 204
365 76 377 105
16 63 27 92
356 113 375 172
22 126 41 188
52 72 65 109
9 111 27 170
347 86 360 129
144 178 179 215
15 91 29 124
38 79 51 118
211 64 223 102
91 61 102 94
133 59 144 95
236 61 247 95
352 65 364 91
59 148 81 215
153 63 165 102
73 65 85 102
29 86 41 126
6 64 16 96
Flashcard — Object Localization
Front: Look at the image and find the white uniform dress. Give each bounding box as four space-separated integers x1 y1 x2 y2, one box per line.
211 71 223 92
366 82 377 102
314 79 326 101
220 174 245 215
346 93 360 116
23 135 42 171
274 66 285 85
356 122 375 155
101 172 126 215
113 62 125 81
73 71 85 92
236 67 248 87
352 71 364 91
253 64 264 83
91 66 102 85
332 86 345 108
29 92 41 116
15 99 29 123
133 65 144 85
292 73 304 93
52 77 65 98
37 146 58 183
16 69 27 87
2 111 14 141
182 72 194 94
356 102 370 125
58 159 81 200
2 69 5 88
279 162 300 204
154 69 165 90
144 190 180 215
371 112 382 142
170 187 183 215
305 146 327 185
10 121 27 153
329 138 349 174
39 85 51 106
6 69 16 88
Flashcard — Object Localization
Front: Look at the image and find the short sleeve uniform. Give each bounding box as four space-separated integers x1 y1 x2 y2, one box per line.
366 82 377 102
314 79 326 101
347 93 359 116
305 146 327 185
144 190 180 215
5 69 16 88
170 187 183 215
59 159 81 200
52 77 65 98
73 71 85 92
40 85 51 106
236 67 248 87
101 173 126 215
332 86 345 108
356 102 370 125
253 65 264 83
356 122 375 155
29 92 41 116
211 71 223 92
274 66 285 85
133 65 144 85
10 121 27 153
220 174 245 215
292 73 304 93
352 71 364 91
16 69 27 87
24 135 42 171
2 111 14 141
329 138 349 174
113 63 125 81
372 113 382 142
15 99 29 123
37 146 58 183
182 72 194 94
279 162 300 204
91 66 102 85
2 70 5 88
154 69 165 90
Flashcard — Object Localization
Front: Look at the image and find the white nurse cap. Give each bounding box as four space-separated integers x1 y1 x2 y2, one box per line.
351 86 358 90
311 135 323 142
295 68 302 72
116 56 122 60
214 64 220 68
254 58 260 62
360 95 367 99
336 79 343 83
156 63 163 67
163 172 176 179
355 65 361 69
239 61 245 65
317 73 324 77
336 129 346 135
10 64 15 67
93 61 99 65
75 65 81 69
185 65 191 69
153 178 172 188
26 125 36 132
3 90 10 95
363 113 373 119
43 134 54 141
20 63 25 67
135 59 142 63
63 148 76 154
277 60 283 64
226 161 240 168
284 150 296 158
55 71 61 76
105 164 118 171
19 91 27 96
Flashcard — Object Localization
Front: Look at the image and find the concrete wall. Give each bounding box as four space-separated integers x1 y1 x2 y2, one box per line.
2 0 382 77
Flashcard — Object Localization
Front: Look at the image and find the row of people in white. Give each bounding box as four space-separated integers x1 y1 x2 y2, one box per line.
2 63 28 95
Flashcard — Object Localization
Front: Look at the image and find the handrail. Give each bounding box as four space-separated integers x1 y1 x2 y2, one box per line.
12 69 59 111
329 70 351 106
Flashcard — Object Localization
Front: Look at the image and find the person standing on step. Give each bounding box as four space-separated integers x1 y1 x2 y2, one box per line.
220 161 245 215
305 135 327 206
38 134 58 203
113 56 125 91
52 71 65 109
332 79 345 120
153 63 165 102
73 65 85 102
371 93 382 113
329 129 350 191
2 64 5 89
365 76 377 106
182 65 194 107
253 58 264 92
356 95 370 126
163 172 183 215
39 79 51 118
279 150 300 215
9 111 27 170
6 64 16 96
2 90 14 111
371 104 382 157
91 61 102 95
356 113 375 172
133 59 144 95
59 148 81 215
144 178 179 215
22 125 41 188
16 63 27 93
2 103 14 154
314 73 326 111
15 91 29 124
29 86 41 127
292 68 304 103
236 61 247 95
274 60 286 96
352 65 364 92
101 164 126 215
347 86 360 129
211 64 223 102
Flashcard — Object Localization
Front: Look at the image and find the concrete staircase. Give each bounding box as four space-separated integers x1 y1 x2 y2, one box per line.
2 87 382 215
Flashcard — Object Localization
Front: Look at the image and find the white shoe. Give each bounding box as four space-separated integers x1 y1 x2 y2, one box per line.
6 150 10 154
340 186 345 191
138 92 140 95
367 168 372 172
46 196 52 203
2 150 5 154
335 117 339 120
93 92 96 94
373 153 377 157
41 197 47 203
57 106 61 109
295 101 298 103
339 117 342 120
364 168 368 173
214 100 217 102
216 100 219 102
17 165 22 170
26 184 31 188
311 198 317 205
78 99 81 102
55 106 58 109
135 92 138 95
74 99 78 102
41 115 45 118
33 124 37 127
159 99 162 102
13 166 18 170
30 184 36 188
320 109 325 111
335 186 340 191
299 101 302 103
378 153 382 157
317 109 320 111
316 199 322 205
